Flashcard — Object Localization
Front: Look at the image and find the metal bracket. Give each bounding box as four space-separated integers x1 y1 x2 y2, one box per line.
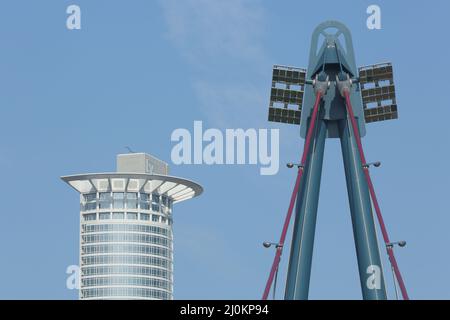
335 73 353 97
312 74 330 96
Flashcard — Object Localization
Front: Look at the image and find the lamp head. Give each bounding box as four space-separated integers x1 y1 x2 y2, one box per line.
398 241 407 247
263 242 272 248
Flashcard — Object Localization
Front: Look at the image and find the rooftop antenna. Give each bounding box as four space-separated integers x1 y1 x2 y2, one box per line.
125 146 135 153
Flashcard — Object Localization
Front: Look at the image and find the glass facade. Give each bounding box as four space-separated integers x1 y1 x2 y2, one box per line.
79 191 173 300
81 191 173 218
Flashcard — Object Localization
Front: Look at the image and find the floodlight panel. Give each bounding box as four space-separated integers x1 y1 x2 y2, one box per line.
359 62 399 123
359 63 393 85
364 104 398 123
361 84 396 105
272 65 307 86
268 107 301 125
268 65 306 126
270 87 304 106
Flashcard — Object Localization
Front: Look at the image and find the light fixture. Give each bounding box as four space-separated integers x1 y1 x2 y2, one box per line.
287 163 304 169
359 62 398 124
385 240 407 300
263 242 282 249
387 241 406 249
263 241 283 300
363 161 381 169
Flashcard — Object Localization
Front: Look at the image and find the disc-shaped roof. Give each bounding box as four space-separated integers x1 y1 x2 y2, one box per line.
61 173 203 203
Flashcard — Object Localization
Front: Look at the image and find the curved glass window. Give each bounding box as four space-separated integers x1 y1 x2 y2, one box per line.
140 213 150 221
161 195 168 207
82 265 170 280
82 255 170 268
82 192 172 213
83 202 97 211
112 212 125 220
99 193 112 210
81 276 170 291
81 244 170 257
126 193 138 210
99 212 111 220
81 287 170 299
152 193 160 204
83 213 96 221
81 233 170 246
167 198 173 214
140 193 150 202
84 193 97 202
82 224 171 237
113 193 124 209
127 212 138 220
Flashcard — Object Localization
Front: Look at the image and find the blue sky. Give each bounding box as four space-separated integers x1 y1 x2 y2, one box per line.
0 0 449 299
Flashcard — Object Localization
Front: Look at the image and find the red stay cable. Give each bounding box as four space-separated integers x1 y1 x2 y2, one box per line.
343 91 409 300
262 92 323 300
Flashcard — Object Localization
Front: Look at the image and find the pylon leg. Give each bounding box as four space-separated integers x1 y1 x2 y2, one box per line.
338 118 387 300
285 118 327 300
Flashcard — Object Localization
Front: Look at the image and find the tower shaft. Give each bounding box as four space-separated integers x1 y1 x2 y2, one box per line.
265 20 407 301
284 116 387 300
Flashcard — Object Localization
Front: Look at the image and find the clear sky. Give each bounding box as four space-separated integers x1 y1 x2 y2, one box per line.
0 0 449 299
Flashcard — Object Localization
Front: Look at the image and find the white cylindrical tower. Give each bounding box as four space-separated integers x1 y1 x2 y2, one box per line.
61 153 202 300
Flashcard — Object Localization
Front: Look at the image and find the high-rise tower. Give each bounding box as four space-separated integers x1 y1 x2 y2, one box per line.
62 153 202 300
